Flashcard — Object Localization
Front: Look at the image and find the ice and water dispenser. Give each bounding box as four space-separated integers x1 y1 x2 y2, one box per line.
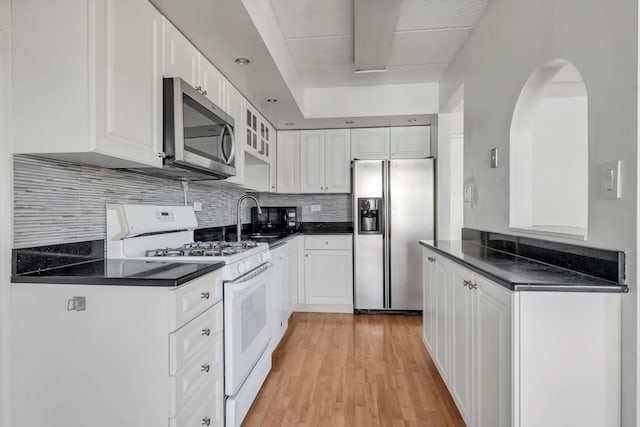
358 198 382 234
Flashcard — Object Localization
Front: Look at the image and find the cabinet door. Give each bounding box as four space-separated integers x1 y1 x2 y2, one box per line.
268 123 277 193
287 237 299 314
277 131 301 193
324 129 351 193
304 250 353 305
351 128 389 160
270 246 289 351
224 83 245 186
433 257 451 382
198 56 224 107
422 249 436 352
162 18 198 87
390 126 431 159
245 104 259 154
300 130 326 193
450 266 474 425
96 0 162 167
474 275 512 427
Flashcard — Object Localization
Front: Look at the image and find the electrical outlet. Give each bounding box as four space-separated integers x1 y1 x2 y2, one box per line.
193 201 203 211
311 205 321 212
464 185 473 203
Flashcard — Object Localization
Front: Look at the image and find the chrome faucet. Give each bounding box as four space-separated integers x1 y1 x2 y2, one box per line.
236 195 261 242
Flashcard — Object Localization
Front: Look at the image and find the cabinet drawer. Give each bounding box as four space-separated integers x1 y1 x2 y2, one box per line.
170 270 223 329
169 345 222 417
304 235 353 250
170 303 223 375
170 372 224 427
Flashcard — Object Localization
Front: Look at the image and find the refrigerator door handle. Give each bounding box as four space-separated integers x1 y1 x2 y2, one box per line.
383 160 391 309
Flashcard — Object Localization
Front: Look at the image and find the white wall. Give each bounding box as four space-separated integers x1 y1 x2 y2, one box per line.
0 0 11 425
439 0 638 425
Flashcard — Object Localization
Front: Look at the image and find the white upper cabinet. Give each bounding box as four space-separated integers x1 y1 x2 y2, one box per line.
351 128 390 160
324 129 351 193
352 126 431 160
300 130 326 193
12 0 163 168
161 18 198 87
162 19 225 108
277 131 301 193
300 129 351 194
390 126 431 159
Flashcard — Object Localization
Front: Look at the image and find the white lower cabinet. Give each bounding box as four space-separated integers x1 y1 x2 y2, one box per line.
11 269 226 427
269 243 289 352
422 245 621 427
297 235 353 312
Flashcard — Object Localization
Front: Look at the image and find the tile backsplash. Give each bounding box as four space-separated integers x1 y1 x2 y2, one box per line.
13 156 353 248
13 156 248 248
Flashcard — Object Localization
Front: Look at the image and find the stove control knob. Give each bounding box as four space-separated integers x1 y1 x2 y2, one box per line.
243 260 251 272
262 252 271 262
238 263 247 274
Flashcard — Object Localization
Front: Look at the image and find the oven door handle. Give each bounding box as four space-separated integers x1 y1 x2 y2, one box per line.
226 262 273 294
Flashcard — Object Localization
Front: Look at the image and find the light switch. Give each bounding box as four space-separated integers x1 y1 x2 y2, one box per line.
601 160 621 199
311 205 321 212
490 148 498 168
464 185 473 203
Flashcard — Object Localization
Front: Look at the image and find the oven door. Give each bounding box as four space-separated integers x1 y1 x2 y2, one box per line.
224 262 273 396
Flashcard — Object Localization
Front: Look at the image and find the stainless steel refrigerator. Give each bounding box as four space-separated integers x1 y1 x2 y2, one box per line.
353 158 434 311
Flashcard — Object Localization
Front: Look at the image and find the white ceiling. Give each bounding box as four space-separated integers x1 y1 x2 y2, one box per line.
269 0 489 88
150 0 490 129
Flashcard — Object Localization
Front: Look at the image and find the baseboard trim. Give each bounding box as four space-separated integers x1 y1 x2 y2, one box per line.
293 304 354 314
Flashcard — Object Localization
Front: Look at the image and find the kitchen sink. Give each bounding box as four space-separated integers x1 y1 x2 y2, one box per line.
249 233 284 239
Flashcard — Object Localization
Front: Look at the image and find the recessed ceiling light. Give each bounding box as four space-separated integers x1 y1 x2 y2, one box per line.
233 56 251 65
408 118 417 123
285 122 295 126
345 120 354 124
266 98 278 103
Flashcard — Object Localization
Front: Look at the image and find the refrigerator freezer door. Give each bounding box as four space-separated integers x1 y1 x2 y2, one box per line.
389 158 434 310
353 160 385 310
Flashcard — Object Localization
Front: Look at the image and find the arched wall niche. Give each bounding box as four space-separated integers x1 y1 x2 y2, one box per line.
509 59 588 238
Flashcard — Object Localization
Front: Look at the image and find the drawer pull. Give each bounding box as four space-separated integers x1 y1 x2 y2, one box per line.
463 280 472 287
202 417 211 426
201 363 210 373
200 292 210 300
201 328 211 336
468 282 478 290
427 257 436 263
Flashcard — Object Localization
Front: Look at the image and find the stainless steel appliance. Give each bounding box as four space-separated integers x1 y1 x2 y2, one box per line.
353 159 435 311
106 204 272 427
159 77 236 180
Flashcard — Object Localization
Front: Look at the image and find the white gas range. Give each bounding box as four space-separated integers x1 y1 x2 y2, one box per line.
106 203 272 427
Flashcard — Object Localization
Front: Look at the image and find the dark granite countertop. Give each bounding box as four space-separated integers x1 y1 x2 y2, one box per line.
12 259 226 287
419 240 627 293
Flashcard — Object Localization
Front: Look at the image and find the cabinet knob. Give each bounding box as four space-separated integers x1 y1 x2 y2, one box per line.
463 280 472 288
201 363 210 373
325 241 329 245
195 85 203 92
325 186 329 190
468 282 478 290
202 90 207 96
200 292 210 300
272 186 275 189
427 257 436 263
202 417 211 426
201 328 211 336
305 254 309 257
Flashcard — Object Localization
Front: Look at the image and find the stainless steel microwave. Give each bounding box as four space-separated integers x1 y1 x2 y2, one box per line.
162 77 236 180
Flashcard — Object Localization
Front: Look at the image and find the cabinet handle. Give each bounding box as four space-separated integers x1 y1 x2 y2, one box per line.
195 85 203 92
305 254 309 257
272 186 275 189
201 363 210 373
427 257 436 263
202 417 211 426
463 280 472 288
202 90 207 96
468 282 478 290
201 328 211 336
200 292 210 300
325 186 329 190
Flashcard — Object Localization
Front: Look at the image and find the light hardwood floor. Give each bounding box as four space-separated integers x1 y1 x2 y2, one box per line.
243 312 464 427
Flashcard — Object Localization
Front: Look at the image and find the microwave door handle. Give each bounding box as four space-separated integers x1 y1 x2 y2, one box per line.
222 124 236 165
